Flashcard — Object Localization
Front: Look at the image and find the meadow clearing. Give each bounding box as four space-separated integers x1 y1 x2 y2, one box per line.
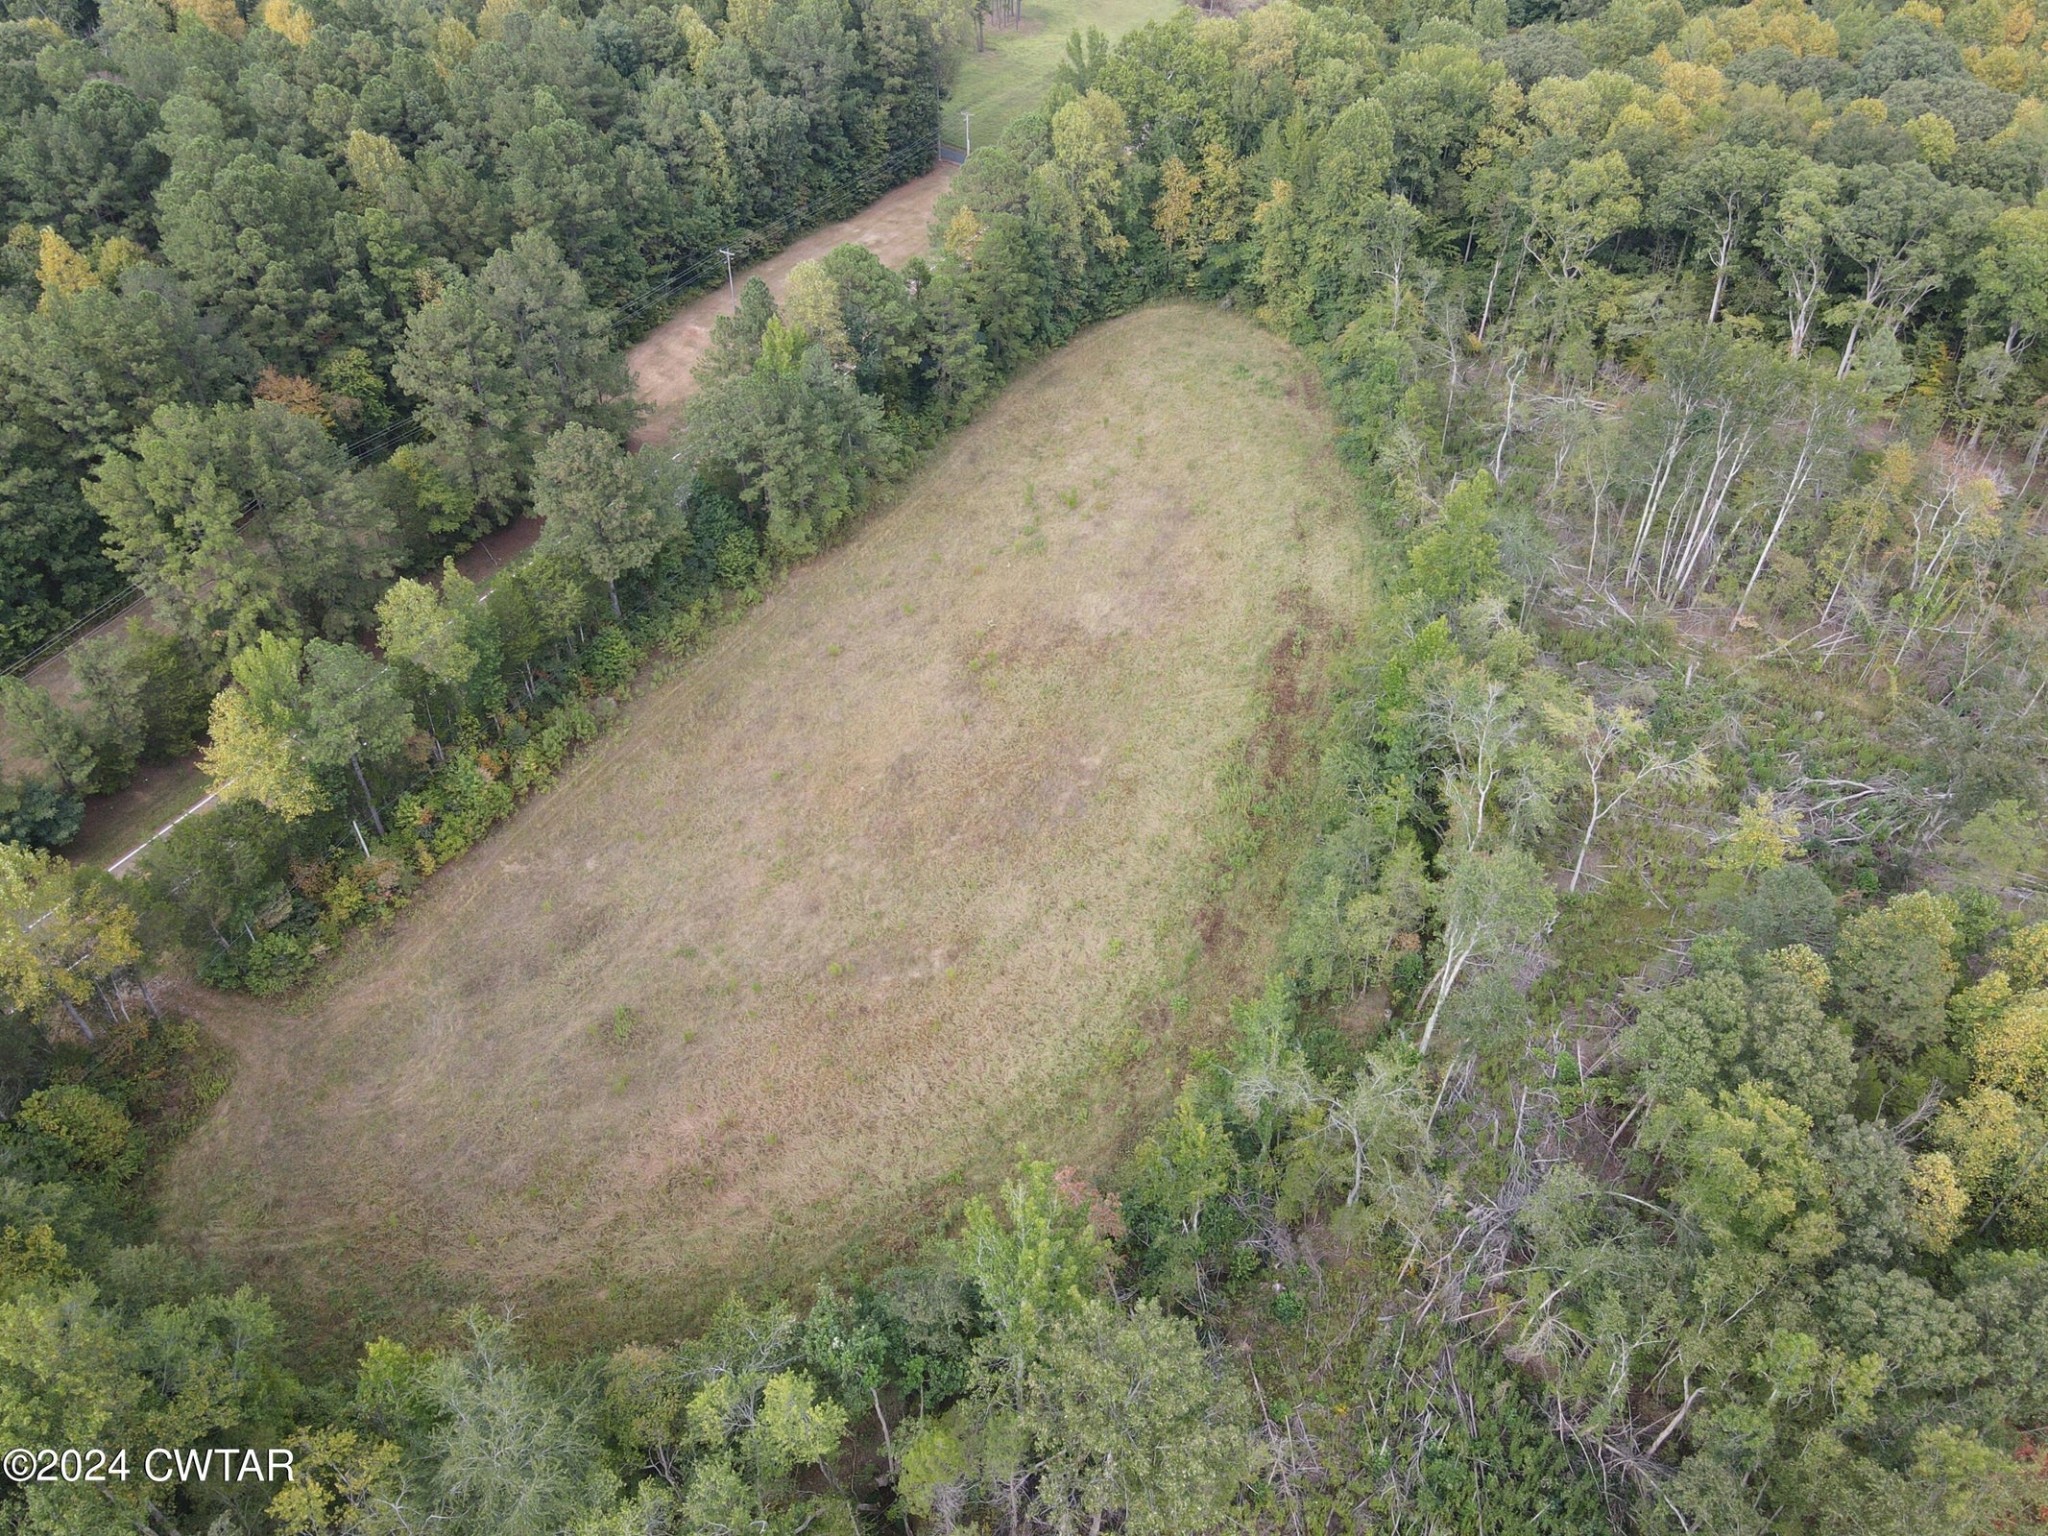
157 304 1372 1351
941 0 1181 152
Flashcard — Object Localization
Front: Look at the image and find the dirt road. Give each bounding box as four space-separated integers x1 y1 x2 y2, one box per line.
626 161 957 445
16 164 957 873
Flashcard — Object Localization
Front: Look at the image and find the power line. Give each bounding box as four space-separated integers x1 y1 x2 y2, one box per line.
609 137 938 323
1 410 430 680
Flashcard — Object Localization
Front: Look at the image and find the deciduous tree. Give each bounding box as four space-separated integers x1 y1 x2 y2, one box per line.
1021 1300 1252 1536
1417 846 1554 1052
0 844 142 1043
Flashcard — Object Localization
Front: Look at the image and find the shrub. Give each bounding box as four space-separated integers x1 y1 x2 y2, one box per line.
239 931 320 994
425 757 515 859
322 868 371 927
15 1085 142 1181
578 627 642 692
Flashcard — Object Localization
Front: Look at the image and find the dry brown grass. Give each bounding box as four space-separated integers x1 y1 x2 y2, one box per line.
155 304 1373 1354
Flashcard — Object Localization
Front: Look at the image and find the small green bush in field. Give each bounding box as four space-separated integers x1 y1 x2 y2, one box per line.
240 931 320 994
16 1085 142 1181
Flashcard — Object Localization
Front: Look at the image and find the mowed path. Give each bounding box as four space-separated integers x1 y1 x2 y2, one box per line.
159 305 1370 1350
625 161 958 446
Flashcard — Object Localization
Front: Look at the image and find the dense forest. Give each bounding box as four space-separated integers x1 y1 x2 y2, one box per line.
0 0 948 665
6 0 2048 1526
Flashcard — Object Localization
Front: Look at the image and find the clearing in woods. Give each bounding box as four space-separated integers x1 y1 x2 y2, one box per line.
157 304 1373 1353
942 0 1182 153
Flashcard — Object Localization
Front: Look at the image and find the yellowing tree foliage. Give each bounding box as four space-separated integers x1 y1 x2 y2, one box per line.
0 846 143 1043
35 228 98 306
259 0 313 43
172 0 247 38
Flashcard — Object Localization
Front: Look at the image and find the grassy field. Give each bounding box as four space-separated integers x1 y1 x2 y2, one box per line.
156 304 1374 1356
942 0 1181 151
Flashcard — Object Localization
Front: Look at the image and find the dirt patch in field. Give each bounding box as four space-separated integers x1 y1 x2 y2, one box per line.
626 163 958 447
157 304 1372 1355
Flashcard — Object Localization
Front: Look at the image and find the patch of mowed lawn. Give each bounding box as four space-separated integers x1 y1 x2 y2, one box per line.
941 0 1180 152
155 304 1375 1358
